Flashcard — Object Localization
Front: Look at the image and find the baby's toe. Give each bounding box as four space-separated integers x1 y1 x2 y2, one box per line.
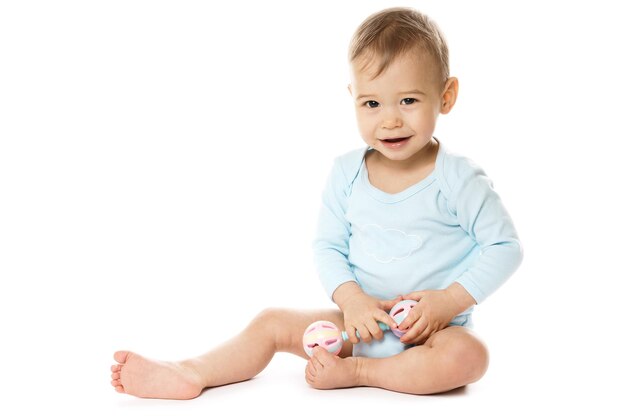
312 347 336 366
114 351 130 364
310 352 325 368
305 361 320 387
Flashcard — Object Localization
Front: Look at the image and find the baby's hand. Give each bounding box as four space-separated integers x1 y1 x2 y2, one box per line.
343 293 400 344
340 292 400 344
396 289 460 345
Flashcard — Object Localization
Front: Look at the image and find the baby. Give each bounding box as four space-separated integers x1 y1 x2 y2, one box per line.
110 7 522 398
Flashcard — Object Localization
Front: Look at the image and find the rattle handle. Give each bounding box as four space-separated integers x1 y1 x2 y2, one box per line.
341 322 391 341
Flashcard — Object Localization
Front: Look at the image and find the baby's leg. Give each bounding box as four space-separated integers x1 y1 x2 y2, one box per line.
306 326 488 395
110 308 350 399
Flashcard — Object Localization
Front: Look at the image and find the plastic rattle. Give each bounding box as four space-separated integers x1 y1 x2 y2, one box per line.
302 320 391 357
302 299 417 357
388 299 418 338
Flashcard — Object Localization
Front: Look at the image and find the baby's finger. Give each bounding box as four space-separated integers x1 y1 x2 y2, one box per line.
366 317 384 340
398 306 421 331
400 317 427 344
403 291 425 302
356 323 372 343
413 326 433 345
346 325 359 344
414 323 438 345
374 310 398 332
379 296 402 311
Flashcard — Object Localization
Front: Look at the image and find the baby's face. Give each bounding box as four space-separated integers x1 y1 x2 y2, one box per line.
349 51 454 165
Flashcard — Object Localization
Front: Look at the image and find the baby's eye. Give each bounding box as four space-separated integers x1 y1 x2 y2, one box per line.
401 98 418 105
364 100 380 108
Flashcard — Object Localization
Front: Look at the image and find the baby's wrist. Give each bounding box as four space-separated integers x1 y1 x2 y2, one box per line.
445 282 476 314
332 281 364 310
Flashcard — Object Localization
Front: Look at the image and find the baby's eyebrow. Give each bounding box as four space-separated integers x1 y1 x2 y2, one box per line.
356 93 375 101
356 89 426 101
399 89 426 96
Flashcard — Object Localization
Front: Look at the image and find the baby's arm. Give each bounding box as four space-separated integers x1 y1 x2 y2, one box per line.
312 156 358 298
399 156 523 344
313 155 399 343
332 281 399 344
447 157 524 305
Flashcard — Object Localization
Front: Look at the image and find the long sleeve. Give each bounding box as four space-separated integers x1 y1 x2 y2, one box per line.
447 159 524 304
312 157 358 300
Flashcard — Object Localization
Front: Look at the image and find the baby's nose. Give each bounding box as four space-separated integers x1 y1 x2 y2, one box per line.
380 109 402 129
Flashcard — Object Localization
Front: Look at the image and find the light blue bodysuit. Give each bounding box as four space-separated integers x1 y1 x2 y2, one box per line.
312 139 523 358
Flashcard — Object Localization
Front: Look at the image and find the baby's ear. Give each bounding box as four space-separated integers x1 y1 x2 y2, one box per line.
440 77 459 114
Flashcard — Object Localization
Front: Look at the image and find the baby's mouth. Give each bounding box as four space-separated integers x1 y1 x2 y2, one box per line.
379 136 411 149
381 137 410 143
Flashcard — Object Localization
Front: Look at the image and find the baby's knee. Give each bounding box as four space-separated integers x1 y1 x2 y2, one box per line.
448 334 489 384
249 307 286 332
249 308 299 351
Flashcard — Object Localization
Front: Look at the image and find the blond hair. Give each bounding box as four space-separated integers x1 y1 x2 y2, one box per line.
349 7 449 85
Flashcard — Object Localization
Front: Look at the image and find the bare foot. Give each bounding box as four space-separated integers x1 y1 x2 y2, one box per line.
110 351 204 399
305 347 362 389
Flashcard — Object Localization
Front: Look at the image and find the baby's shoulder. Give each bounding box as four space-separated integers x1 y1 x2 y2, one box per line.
437 149 488 194
332 146 368 182
335 147 368 169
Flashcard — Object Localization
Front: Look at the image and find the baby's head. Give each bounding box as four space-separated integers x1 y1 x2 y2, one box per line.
347 8 458 162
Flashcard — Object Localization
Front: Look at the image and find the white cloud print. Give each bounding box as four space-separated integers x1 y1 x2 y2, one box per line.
356 223 423 263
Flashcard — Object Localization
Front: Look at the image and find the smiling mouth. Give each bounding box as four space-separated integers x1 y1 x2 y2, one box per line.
381 136 410 143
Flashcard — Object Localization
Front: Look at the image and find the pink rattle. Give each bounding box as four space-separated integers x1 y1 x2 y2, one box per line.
302 299 417 357
388 299 418 337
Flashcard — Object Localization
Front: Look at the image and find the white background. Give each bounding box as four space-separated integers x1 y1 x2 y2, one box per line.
1 0 625 416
